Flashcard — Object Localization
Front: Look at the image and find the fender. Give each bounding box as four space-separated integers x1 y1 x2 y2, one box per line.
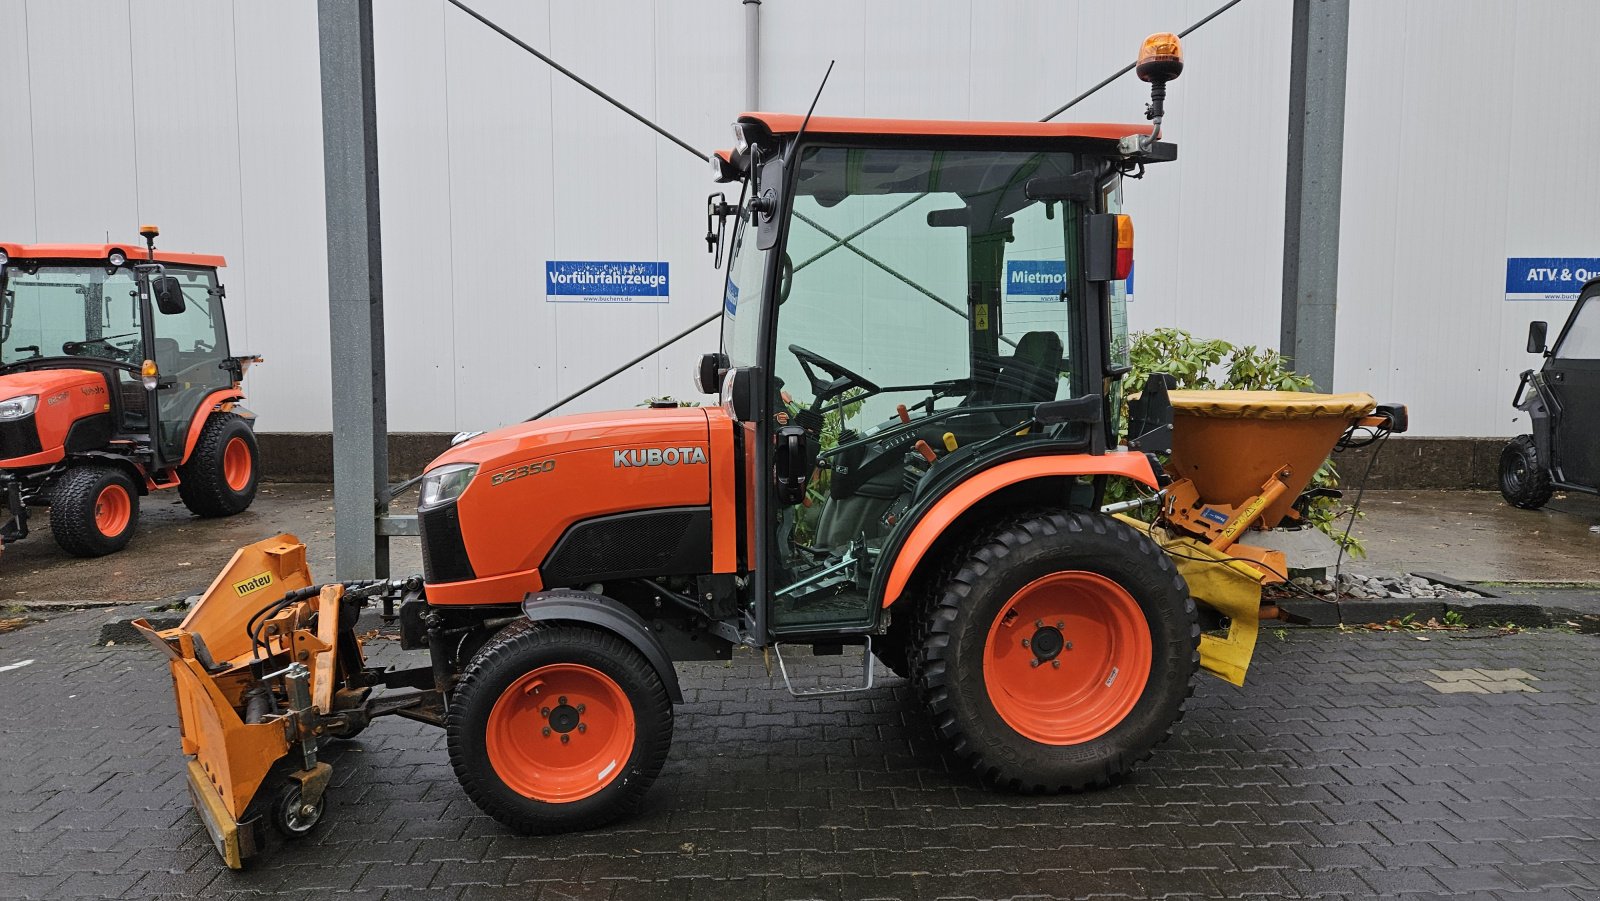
180 389 249 464
877 451 1160 607
520 589 684 704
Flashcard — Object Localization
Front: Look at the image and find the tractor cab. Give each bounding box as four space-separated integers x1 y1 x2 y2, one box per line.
704 114 1170 636
0 228 262 556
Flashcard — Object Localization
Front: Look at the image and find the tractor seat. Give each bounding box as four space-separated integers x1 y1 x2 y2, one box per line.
989 331 1064 405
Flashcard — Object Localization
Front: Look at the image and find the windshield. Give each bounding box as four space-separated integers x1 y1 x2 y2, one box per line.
774 145 1082 428
1 265 143 366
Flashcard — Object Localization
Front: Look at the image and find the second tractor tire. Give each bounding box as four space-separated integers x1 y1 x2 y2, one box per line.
913 510 1198 793
1499 434 1553 510
50 466 140 557
446 620 673 835
178 413 260 518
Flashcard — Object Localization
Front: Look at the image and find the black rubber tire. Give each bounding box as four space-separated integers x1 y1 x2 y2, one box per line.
447 620 673 834
268 781 327 839
1499 434 1553 510
49 466 140 557
913 510 1198 793
178 413 259 518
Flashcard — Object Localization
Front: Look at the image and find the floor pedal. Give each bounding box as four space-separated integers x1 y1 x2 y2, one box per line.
771 638 876 697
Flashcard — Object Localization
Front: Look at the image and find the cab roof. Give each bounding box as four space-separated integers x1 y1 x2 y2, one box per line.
739 112 1153 144
0 242 225 269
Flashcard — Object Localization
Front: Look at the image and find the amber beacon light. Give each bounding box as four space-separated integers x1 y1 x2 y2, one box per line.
1135 32 1184 144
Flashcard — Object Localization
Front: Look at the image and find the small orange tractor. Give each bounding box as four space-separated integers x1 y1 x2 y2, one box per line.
0 227 261 558
136 35 1404 869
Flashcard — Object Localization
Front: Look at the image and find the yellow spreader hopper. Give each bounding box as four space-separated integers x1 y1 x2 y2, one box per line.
1138 390 1405 686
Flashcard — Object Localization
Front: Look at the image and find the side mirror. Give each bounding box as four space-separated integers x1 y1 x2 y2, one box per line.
697 352 728 394
773 424 812 505
153 276 186 315
1527 320 1548 354
1127 373 1177 454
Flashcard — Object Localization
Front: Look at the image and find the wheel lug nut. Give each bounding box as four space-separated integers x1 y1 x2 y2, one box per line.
1056 621 1064 629
1052 659 1061 669
540 707 550 717
1035 620 1044 628
1065 641 1073 650
561 733 570 744
542 726 551 737
1030 659 1040 668
558 696 568 706
577 704 585 714
578 723 587 733
1021 638 1030 648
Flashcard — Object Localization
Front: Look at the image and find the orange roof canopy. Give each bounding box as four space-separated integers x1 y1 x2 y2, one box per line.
0 242 225 269
740 112 1152 143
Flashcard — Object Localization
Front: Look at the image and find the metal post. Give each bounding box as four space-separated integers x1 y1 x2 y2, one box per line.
1280 0 1349 391
319 0 389 579
743 0 760 110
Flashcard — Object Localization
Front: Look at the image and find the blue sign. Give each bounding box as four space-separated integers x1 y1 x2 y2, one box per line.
1125 262 1134 302
1505 257 1600 301
724 280 739 316
546 261 669 303
1006 260 1065 298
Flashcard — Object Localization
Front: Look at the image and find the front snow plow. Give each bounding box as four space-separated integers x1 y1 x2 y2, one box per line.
133 534 435 868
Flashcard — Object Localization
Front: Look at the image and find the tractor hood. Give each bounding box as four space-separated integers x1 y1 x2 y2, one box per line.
418 406 721 602
0 368 113 468
427 407 712 471
0 368 105 404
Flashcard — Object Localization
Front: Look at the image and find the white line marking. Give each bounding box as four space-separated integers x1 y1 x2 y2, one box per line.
0 659 35 674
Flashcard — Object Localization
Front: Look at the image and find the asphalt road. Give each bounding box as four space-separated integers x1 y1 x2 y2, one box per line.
0 606 1597 900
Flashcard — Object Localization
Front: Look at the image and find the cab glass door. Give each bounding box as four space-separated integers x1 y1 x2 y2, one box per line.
150 268 231 462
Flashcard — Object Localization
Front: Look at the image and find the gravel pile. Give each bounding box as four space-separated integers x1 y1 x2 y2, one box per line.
1288 572 1483 599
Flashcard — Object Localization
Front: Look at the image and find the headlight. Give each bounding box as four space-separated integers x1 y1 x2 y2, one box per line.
108 249 127 267
419 463 477 508
0 249 9 265
733 123 750 156
0 395 38 421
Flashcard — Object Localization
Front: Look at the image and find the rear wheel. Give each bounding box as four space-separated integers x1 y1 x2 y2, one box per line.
1499 434 1553 509
447 621 673 834
914 511 1197 792
50 466 140 557
178 413 259 518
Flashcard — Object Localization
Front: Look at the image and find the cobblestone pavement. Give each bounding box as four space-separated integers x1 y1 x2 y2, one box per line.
2 608 1598 900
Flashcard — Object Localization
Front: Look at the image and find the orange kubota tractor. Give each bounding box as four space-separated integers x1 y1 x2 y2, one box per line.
135 35 1394 869
0 227 261 558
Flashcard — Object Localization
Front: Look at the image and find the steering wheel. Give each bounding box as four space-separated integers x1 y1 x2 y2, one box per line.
788 344 881 415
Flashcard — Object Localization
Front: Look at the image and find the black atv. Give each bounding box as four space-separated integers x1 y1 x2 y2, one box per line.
1501 277 1600 508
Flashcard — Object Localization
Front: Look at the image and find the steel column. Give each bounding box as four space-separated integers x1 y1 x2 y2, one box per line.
1280 0 1349 392
318 0 389 579
743 0 760 111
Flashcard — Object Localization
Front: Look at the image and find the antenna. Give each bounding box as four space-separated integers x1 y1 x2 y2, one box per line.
788 60 834 160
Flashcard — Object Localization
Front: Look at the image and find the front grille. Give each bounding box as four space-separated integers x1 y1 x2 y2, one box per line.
419 502 475 584
0 417 43 461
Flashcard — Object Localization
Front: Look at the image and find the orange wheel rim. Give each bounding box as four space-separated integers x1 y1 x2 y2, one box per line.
486 663 635 803
94 484 132 536
222 437 252 491
982 571 1152 745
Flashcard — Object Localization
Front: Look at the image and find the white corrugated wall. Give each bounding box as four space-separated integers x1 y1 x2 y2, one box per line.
0 0 1592 438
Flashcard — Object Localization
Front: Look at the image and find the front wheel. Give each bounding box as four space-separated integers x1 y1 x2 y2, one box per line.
446 621 673 834
50 466 140 557
1499 434 1553 510
914 511 1198 792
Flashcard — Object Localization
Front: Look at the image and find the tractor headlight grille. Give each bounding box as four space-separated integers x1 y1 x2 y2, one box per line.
0 416 42 460
419 501 475 584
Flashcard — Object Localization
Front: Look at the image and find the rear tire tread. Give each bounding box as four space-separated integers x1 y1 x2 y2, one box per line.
178 413 259 518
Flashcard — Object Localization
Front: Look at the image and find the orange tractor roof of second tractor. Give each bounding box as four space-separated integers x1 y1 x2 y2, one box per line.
0 242 225 269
